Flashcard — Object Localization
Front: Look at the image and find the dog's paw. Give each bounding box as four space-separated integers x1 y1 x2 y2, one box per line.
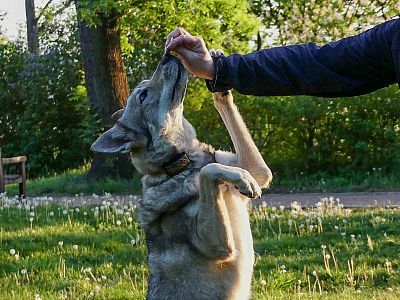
212 90 233 109
209 49 224 58
233 169 262 199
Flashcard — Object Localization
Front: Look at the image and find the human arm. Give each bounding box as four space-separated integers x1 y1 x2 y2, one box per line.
207 19 400 97
166 19 400 97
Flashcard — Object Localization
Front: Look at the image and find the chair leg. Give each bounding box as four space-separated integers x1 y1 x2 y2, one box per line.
19 182 27 199
0 179 4 194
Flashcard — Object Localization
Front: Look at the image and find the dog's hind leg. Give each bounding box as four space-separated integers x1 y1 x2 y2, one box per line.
213 91 272 188
189 163 261 260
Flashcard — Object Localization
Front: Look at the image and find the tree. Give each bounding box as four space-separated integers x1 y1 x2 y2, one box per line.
25 0 39 54
75 0 132 180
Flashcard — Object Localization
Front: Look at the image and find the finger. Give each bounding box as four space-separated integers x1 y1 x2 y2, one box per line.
216 49 225 56
165 27 191 48
165 34 198 53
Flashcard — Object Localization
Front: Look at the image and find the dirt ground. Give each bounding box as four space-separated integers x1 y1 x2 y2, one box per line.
42 192 400 208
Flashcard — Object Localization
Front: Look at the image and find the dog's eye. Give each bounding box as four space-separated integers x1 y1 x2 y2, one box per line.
139 90 148 103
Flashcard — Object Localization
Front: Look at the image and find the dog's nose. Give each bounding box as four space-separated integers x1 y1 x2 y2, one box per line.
162 53 174 65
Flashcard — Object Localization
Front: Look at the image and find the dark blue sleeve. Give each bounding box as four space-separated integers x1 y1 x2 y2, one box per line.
207 19 400 97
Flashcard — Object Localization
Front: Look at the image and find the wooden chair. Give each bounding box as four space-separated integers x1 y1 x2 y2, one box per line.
0 150 27 198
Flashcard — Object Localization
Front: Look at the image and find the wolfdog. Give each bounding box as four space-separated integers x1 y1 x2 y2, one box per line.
91 52 272 299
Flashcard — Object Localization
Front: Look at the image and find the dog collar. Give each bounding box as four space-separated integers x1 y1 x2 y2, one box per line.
162 152 191 177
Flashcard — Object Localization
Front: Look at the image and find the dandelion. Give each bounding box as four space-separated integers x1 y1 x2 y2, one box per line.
312 270 317 277
116 220 122 226
260 279 267 286
321 245 327 250
34 294 42 300
83 211 88 216
49 211 54 217
130 239 136 246
101 275 107 280
29 211 35 217
279 205 285 211
20 269 27 275
73 245 79 250
62 210 68 215
10 249 16 255
58 241 64 247
128 217 133 223
325 254 331 259
75 208 80 213
29 217 34 223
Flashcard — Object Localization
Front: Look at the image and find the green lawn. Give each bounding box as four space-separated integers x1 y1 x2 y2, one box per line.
0 194 399 299
6 166 400 197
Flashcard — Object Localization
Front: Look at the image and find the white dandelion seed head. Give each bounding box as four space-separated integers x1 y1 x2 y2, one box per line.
20 269 27 275
116 220 122 226
49 211 54 217
73 245 78 250
58 241 64 247
10 249 16 255
260 279 267 286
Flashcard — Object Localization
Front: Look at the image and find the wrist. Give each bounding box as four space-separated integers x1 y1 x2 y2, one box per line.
203 58 214 80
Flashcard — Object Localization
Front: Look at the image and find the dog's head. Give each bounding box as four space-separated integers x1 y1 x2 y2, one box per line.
91 54 193 174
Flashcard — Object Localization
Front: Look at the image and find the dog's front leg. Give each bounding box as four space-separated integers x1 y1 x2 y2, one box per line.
213 91 272 188
190 163 261 260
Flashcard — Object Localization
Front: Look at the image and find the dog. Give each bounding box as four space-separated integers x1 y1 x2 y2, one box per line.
91 52 272 299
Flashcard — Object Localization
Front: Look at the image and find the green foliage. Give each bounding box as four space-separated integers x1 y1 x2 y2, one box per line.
2 0 400 183
0 10 100 178
250 0 400 45
190 86 400 180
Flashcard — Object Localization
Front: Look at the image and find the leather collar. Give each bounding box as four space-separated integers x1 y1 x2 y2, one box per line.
161 152 191 177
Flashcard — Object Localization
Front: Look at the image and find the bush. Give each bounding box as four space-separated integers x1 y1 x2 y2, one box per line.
0 21 100 178
187 85 400 180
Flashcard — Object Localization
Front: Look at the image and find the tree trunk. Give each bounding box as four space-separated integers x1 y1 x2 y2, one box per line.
25 0 39 54
75 2 133 180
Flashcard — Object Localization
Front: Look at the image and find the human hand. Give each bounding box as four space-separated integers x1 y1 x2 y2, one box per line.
165 28 214 80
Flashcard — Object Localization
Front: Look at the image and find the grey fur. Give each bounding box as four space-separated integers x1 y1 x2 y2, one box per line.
91 54 272 299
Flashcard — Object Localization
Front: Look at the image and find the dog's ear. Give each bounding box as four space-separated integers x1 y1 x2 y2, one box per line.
91 126 135 153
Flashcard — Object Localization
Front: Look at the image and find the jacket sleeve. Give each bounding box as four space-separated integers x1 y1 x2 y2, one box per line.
207 19 400 98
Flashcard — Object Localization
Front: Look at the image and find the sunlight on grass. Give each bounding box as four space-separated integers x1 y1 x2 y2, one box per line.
0 194 399 299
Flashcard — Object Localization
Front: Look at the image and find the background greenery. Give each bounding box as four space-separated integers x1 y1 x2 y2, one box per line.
0 0 399 189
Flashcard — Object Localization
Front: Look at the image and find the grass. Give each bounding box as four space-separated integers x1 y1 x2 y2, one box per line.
0 194 399 299
5 168 142 197
6 167 400 197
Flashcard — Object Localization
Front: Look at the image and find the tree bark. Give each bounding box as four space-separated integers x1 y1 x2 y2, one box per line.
75 2 132 180
25 0 39 54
